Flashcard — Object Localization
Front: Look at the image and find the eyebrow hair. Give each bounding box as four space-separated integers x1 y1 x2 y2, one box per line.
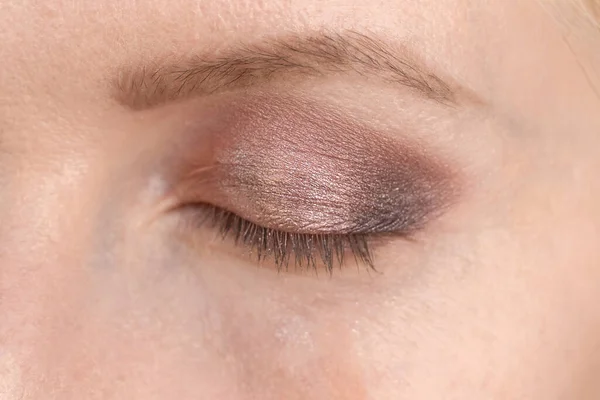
113 30 466 110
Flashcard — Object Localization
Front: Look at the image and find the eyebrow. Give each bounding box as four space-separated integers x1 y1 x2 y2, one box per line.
113 30 466 110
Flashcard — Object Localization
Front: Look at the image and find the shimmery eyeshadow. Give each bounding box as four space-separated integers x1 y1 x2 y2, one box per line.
190 94 459 235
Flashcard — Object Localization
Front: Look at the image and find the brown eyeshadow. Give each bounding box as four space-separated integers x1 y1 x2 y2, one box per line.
180 94 458 235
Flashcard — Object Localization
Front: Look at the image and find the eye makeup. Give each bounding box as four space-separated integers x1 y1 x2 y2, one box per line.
189 204 374 272
173 94 459 270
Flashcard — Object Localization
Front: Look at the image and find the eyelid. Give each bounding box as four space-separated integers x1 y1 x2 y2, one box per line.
212 96 457 233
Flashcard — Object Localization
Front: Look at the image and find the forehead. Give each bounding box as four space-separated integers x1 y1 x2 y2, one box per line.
1 0 597 139
0 1 556 90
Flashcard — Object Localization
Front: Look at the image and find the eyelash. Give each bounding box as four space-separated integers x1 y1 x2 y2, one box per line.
191 204 375 272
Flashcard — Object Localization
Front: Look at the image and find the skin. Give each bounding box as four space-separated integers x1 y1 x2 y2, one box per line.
1 0 600 399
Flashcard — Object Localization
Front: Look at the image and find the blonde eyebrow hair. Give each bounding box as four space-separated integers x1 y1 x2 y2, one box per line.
113 31 472 110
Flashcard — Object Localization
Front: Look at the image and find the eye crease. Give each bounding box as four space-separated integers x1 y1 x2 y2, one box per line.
173 94 459 273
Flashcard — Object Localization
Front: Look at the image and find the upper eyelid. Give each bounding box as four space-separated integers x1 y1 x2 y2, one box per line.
168 93 462 239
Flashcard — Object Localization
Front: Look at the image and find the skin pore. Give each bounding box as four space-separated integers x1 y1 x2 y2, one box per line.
1 1 600 399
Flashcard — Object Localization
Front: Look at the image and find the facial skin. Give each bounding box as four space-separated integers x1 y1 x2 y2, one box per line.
1 0 600 399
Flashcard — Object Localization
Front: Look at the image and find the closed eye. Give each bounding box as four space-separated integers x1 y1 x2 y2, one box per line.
187 204 376 273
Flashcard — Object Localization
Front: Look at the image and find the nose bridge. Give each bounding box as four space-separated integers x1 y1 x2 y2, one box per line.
0 148 114 398
0 153 99 266
0 145 109 335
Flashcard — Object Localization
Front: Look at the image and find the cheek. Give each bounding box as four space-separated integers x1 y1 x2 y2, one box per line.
36 224 371 400
182 255 371 400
